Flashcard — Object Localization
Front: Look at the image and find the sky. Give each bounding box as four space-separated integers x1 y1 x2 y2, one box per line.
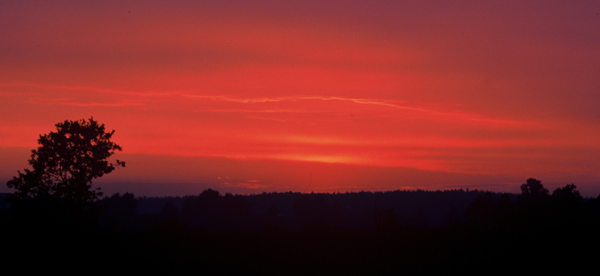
1 1 599 197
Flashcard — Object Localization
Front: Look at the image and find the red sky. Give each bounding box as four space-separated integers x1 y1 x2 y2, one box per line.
1 1 599 197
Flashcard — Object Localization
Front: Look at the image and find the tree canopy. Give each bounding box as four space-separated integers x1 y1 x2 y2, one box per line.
520 178 549 198
6 117 125 204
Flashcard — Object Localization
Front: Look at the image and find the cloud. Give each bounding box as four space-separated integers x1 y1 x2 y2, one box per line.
37 98 144 108
219 179 266 190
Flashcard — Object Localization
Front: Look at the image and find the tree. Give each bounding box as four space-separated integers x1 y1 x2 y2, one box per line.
551 184 582 204
520 178 549 198
518 178 550 212
6 117 125 205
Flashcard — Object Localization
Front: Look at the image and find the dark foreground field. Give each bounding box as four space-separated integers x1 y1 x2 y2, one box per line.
3 185 600 274
5 221 598 275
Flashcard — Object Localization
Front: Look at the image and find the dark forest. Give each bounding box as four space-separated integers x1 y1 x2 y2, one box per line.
2 178 600 274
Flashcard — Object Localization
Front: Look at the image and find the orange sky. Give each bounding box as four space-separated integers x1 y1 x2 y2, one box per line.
1 1 599 197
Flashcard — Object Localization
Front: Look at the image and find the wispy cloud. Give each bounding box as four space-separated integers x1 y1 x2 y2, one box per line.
36 98 144 108
185 94 533 126
4 82 532 127
219 178 266 189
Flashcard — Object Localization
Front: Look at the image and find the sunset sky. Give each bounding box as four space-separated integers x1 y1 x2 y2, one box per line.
1 1 599 197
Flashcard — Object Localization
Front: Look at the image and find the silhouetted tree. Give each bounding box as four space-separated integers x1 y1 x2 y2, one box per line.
518 178 550 215
551 184 582 205
520 178 549 198
5 118 125 232
515 179 591 233
6 117 125 205
549 184 587 228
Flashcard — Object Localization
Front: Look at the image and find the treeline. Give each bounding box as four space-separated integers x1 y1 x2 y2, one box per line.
92 179 600 234
94 188 501 231
3 179 600 233
2 179 600 273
